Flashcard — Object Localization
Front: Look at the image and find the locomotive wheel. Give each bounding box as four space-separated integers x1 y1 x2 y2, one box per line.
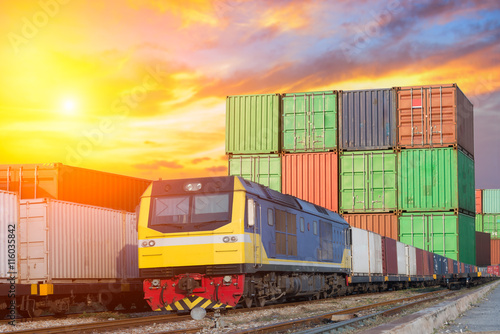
243 297 253 308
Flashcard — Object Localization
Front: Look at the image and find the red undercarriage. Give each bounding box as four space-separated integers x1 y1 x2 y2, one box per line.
144 273 246 311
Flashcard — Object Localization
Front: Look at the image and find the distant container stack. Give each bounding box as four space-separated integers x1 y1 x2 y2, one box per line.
475 188 500 265
225 84 477 263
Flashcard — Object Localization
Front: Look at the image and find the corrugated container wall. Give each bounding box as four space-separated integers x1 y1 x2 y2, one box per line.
406 245 417 276
342 213 398 240
398 148 475 213
339 88 397 150
282 152 338 212
228 154 281 192
340 150 397 213
399 212 476 264
282 91 337 153
0 163 151 212
351 227 383 275
491 240 500 265
382 237 398 275
476 214 483 232
0 190 18 282
483 189 500 214
397 84 474 155
396 241 407 275
476 189 483 214
482 214 500 239
225 94 281 154
476 231 491 267
19 198 138 283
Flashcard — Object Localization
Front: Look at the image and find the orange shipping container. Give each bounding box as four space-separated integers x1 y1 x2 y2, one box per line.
492 239 500 265
476 189 483 214
282 152 338 212
342 213 398 240
397 84 474 155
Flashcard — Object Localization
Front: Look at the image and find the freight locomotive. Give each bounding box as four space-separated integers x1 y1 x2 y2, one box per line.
138 176 495 315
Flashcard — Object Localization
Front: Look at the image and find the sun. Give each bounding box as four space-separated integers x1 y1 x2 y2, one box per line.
62 99 77 115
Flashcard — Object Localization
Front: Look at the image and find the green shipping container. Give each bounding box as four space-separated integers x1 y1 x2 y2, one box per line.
398 148 475 213
475 214 483 232
226 94 281 154
228 154 281 192
340 150 397 213
399 212 476 264
483 214 500 239
282 91 337 152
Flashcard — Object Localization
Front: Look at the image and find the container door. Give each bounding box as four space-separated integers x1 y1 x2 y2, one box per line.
19 201 49 283
229 155 281 192
282 91 337 152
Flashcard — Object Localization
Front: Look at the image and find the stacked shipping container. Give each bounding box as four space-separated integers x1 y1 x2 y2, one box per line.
396 84 476 264
475 189 500 264
225 83 476 264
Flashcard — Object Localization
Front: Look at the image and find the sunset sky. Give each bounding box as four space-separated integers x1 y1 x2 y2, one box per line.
1 0 500 187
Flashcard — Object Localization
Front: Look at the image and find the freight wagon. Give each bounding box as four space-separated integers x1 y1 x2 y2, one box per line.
0 194 145 318
137 176 495 317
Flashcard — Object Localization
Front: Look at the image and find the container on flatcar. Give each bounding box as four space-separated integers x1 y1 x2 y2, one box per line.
342 213 398 240
398 148 475 213
396 83 474 155
228 154 282 192
339 150 397 213
0 163 151 212
225 94 281 154
482 214 500 238
476 189 483 214
19 198 138 283
339 88 397 151
382 237 398 275
406 245 417 276
0 190 18 282
487 265 499 276
483 189 500 214
399 212 476 264
396 241 407 276
351 228 383 275
476 231 491 267
422 250 432 276
281 152 338 212
416 248 424 276
281 90 338 153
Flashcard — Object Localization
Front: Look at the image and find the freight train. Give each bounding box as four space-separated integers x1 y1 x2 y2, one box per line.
138 176 497 315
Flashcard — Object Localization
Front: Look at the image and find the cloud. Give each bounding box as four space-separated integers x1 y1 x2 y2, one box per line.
205 165 228 173
192 157 211 164
133 160 184 170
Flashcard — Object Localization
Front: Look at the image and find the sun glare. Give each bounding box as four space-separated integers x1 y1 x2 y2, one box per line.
62 99 77 115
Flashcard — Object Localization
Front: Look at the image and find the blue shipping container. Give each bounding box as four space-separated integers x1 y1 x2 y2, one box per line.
339 88 397 151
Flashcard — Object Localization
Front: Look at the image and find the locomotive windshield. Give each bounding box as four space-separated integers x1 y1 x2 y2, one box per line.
149 193 232 232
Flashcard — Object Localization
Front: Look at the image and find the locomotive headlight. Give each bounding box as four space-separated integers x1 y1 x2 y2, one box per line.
152 279 161 287
142 241 148 247
230 236 238 242
223 276 232 284
184 182 202 191
223 236 230 243
149 240 156 247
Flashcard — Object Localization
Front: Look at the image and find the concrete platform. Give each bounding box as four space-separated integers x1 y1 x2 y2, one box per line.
362 280 500 334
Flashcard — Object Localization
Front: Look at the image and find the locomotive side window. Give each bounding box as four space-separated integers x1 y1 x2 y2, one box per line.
267 208 274 226
299 217 305 232
275 209 297 256
313 221 318 235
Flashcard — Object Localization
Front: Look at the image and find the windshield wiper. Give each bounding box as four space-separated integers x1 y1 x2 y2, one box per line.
193 220 228 229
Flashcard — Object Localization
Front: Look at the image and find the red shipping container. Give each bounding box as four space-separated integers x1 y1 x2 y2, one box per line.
426 251 434 276
491 239 500 265
422 250 430 276
382 237 398 275
282 152 338 212
448 258 454 274
397 84 474 155
342 213 398 240
488 265 500 276
461 262 465 273
416 248 424 276
476 189 483 214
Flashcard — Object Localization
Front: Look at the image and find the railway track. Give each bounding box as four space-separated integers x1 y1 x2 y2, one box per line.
4 288 448 334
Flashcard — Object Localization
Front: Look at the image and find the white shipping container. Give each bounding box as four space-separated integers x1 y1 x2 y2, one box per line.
19 198 138 284
0 190 18 282
396 241 407 276
405 245 417 276
351 227 383 275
